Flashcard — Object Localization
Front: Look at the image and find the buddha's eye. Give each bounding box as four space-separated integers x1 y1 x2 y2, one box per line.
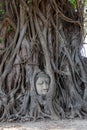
38 81 44 85
46 81 49 84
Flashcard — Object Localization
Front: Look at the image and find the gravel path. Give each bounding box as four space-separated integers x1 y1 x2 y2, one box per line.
0 119 87 130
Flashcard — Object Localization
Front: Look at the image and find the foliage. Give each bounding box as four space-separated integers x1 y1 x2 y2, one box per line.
0 2 5 17
27 0 32 4
68 0 76 8
7 26 14 33
85 0 87 5
0 38 4 44
84 0 87 14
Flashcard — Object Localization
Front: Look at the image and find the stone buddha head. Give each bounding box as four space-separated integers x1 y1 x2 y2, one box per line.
35 72 50 96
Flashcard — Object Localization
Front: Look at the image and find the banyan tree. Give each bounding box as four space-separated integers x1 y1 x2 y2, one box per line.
0 0 87 122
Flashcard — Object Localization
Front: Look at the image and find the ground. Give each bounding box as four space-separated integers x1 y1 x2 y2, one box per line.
0 119 87 130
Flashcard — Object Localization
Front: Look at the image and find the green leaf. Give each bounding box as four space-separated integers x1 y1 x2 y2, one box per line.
27 0 32 4
0 2 5 16
69 0 75 4
0 2 3 7
68 0 76 9
0 38 4 44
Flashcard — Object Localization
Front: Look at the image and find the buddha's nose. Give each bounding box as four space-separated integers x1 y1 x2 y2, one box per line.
43 82 47 89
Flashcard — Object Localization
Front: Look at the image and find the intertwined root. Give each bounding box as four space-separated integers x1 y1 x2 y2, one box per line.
0 0 86 121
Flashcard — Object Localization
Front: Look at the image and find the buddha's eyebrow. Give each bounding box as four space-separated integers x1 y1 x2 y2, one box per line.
37 81 43 84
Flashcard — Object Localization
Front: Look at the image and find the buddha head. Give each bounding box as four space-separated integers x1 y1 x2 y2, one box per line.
35 72 50 96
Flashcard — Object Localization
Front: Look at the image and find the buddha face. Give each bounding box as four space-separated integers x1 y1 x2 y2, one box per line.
35 72 50 96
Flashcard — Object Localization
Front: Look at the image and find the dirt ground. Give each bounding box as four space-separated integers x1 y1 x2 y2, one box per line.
0 119 87 130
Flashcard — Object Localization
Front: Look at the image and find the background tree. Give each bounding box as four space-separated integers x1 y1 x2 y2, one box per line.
0 0 87 122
